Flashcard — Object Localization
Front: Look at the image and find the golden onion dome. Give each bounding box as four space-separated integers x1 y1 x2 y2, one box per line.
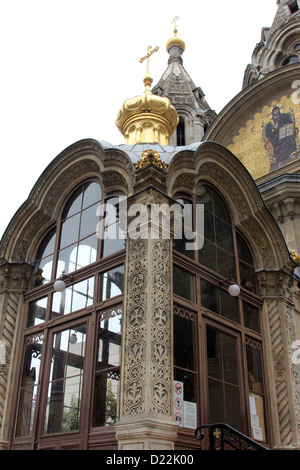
165 28 185 52
115 46 179 145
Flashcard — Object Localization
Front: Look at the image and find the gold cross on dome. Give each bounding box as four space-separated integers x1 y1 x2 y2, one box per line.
172 16 180 33
139 45 159 76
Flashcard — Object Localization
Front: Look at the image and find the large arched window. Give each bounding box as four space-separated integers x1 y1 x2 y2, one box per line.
172 183 268 448
11 180 125 450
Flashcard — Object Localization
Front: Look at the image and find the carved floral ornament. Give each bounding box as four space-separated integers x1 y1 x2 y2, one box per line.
134 150 168 172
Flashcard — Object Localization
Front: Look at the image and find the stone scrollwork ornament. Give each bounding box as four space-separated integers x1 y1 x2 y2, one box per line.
290 250 300 265
135 150 168 172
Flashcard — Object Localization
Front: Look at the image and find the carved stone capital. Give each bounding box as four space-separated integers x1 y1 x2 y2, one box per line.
0 262 33 293
257 270 298 302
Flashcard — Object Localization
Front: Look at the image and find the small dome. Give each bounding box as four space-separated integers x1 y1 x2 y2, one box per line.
166 31 185 52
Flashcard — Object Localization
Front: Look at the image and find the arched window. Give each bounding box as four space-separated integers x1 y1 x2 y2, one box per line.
177 117 185 146
172 183 267 447
12 180 125 449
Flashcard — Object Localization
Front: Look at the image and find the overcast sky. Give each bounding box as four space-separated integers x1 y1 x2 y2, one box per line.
0 0 278 240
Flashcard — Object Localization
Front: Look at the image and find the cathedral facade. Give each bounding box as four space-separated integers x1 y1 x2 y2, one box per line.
0 1 299 450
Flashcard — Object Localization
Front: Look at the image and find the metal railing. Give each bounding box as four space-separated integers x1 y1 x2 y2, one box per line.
195 423 269 450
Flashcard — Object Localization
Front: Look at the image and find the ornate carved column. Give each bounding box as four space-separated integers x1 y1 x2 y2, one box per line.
0 262 32 449
115 185 178 450
257 270 300 448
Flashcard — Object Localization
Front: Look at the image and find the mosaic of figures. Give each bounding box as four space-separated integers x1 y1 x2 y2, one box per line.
262 104 299 171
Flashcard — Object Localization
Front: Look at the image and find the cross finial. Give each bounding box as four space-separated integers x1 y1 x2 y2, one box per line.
172 16 180 34
139 45 159 76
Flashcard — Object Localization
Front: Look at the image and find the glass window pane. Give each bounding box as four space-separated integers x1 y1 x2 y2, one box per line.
225 384 241 430
98 339 121 368
215 218 233 252
208 378 225 423
51 278 94 319
217 248 236 279
196 185 213 212
99 306 123 335
240 262 256 293
174 368 196 403
93 307 122 428
220 289 240 323
56 244 78 276
103 196 120 228
82 182 102 209
44 324 86 434
16 384 38 437
237 232 254 265
98 308 122 369
102 221 126 258
72 278 94 311
206 328 241 430
76 235 98 269
45 377 83 434
62 378 82 432
28 297 48 327
198 240 217 272
36 228 56 260
50 327 86 382
93 372 120 427
44 379 64 433
207 327 238 384
173 266 195 302
50 330 69 382
173 235 195 259
246 343 263 394
62 186 83 219
101 266 124 301
76 234 98 269
213 191 231 224
22 336 44 385
203 209 215 242
60 213 81 249
201 280 220 314
33 228 57 287
244 303 260 333
15 335 44 437
174 313 195 370
52 287 72 318
222 333 238 385
33 255 54 287
207 328 222 380
80 204 99 239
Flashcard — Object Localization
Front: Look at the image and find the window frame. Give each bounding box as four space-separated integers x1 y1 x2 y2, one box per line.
172 182 270 448
9 179 126 450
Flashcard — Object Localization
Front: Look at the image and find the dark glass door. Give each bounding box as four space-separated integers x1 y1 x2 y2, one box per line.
205 324 244 431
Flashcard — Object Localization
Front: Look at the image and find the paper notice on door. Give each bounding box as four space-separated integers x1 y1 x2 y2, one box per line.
250 414 259 427
249 396 256 415
252 425 263 442
183 401 197 429
249 392 266 442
